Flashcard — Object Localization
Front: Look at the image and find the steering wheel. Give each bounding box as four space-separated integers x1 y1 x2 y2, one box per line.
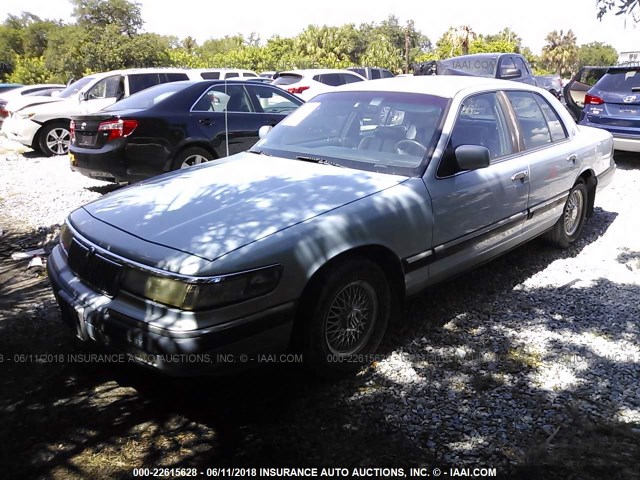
395 139 427 156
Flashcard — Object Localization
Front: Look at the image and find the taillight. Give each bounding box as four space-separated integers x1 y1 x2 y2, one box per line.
70 119 76 143
0 105 8 119
98 119 138 141
287 86 310 94
585 94 604 105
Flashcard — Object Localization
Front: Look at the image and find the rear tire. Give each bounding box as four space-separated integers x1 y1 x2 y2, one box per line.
171 147 214 170
299 259 391 377
38 121 71 156
545 180 588 248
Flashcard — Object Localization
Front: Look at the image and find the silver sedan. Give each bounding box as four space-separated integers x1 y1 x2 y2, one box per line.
47 76 615 376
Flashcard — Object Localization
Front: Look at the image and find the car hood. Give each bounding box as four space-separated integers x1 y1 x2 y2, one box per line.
7 95 65 113
82 153 408 262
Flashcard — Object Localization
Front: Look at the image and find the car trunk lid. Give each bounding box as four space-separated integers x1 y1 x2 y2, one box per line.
72 110 142 149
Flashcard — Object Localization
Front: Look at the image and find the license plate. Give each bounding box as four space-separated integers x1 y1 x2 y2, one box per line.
77 133 96 147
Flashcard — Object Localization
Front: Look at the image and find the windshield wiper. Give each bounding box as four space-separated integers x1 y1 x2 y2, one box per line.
249 149 271 156
295 156 343 167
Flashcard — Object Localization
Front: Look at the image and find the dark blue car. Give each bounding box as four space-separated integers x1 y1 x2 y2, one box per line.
580 66 640 153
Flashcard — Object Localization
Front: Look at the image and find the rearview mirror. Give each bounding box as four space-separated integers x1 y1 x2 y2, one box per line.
499 67 522 80
455 145 490 171
258 125 273 138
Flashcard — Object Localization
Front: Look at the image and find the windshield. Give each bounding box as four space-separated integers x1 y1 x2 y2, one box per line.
595 68 640 93
440 57 497 77
253 90 449 176
56 76 95 99
103 81 190 111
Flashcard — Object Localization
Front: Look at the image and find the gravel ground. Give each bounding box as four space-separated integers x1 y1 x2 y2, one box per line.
1 134 639 478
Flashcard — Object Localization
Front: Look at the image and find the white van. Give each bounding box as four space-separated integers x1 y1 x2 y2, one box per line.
193 68 259 80
2 68 222 156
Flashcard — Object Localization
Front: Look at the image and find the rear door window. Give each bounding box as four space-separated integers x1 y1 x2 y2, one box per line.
316 73 342 86
505 91 552 149
246 85 301 114
371 69 381 79
128 73 162 94
193 85 253 113
200 72 220 80
533 94 567 141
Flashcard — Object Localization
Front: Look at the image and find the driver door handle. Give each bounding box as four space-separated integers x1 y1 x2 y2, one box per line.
198 118 214 126
511 170 529 182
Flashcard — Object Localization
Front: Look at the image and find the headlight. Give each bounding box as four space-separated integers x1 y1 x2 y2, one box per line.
59 222 73 252
121 264 283 311
15 110 36 120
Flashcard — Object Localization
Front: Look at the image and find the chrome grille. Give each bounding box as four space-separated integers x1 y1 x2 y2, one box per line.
67 239 122 296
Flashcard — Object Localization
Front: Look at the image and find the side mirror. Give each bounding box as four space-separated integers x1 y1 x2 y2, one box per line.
79 91 90 102
258 125 273 138
455 145 491 171
499 67 522 80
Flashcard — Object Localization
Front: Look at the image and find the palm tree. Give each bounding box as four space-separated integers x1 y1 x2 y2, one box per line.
542 30 578 76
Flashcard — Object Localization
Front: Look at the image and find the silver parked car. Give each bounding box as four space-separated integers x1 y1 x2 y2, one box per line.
47 76 615 376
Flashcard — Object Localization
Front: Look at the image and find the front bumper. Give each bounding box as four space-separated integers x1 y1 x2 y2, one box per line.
47 244 296 375
2 116 40 147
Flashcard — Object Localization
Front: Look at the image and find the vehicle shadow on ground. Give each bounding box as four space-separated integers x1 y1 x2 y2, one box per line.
3 207 637 478
21 149 45 159
85 183 124 195
614 152 640 171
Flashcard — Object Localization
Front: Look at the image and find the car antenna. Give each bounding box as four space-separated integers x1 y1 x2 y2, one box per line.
224 80 230 157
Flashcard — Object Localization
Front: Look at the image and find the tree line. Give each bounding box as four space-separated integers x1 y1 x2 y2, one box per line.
0 0 620 84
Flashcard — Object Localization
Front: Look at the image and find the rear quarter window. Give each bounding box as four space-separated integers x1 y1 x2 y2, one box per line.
342 73 364 84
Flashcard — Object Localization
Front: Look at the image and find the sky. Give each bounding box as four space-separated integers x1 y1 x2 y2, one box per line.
2 0 639 55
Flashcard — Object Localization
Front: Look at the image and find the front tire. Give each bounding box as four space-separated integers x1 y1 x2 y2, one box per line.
546 180 588 248
300 259 391 377
171 146 214 170
39 121 71 156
